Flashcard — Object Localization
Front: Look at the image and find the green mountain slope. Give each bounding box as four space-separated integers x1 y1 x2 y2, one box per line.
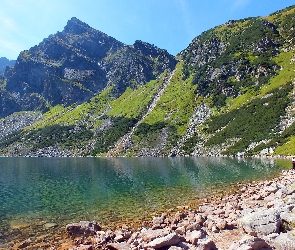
1 5 295 157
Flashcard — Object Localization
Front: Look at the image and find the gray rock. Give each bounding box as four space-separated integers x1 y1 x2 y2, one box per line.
271 232 295 250
66 220 101 235
107 242 132 250
280 211 295 224
238 208 281 236
43 222 58 229
140 228 171 242
229 235 270 250
286 183 295 195
185 230 205 245
186 222 202 232
152 216 165 229
144 232 180 249
168 246 183 250
75 245 92 250
196 238 217 250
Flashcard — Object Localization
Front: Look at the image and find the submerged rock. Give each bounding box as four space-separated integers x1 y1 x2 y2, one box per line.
43 222 58 229
66 221 101 236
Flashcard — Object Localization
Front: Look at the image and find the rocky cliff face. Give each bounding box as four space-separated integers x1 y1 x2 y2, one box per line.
179 18 282 107
1 17 176 117
1 5 295 157
101 40 177 96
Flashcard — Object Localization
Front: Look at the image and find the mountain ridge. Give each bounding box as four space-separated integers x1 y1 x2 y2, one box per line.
1 5 295 157
0 17 176 117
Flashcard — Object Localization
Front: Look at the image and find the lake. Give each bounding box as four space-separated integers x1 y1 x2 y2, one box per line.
0 156 291 246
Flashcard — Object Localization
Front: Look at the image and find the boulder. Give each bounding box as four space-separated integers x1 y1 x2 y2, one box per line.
144 232 180 249
107 242 132 250
152 216 165 229
66 221 101 236
196 238 217 250
186 222 202 232
185 230 205 245
229 235 270 250
280 211 295 225
139 228 171 242
271 232 295 250
238 208 281 236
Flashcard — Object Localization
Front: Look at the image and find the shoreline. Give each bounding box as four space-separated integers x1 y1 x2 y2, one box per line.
65 168 295 249
2 165 295 249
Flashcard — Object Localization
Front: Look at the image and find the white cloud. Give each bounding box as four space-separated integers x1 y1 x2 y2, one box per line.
231 0 252 10
175 0 196 38
0 39 24 59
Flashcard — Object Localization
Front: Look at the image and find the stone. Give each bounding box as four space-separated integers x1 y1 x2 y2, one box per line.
140 228 171 242
66 221 101 235
185 230 205 245
178 241 198 250
107 242 132 250
286 184 295 195
196 238 217 250
186 222 202 232
215 219 227 230
76 245 93 250
168 246 183 250
238 208 281 236
43 222 58 229
229 235 270 250
175 226 186 235
280 211 295 225
195 214 205 225
15 241 30 249
114 229 131 242
144 232 180 249
152 216 165 228
271 232 295 250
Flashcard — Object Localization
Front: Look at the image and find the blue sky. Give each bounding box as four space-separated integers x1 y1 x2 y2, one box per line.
1 0 294 59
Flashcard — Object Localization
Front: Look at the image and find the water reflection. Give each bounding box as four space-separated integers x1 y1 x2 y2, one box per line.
0 157 290 236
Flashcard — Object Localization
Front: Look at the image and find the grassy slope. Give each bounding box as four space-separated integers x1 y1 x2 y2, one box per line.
3 5 295 157
197 5 295 156
275 136 295 155
142 62 197 135
107 79 163 119
27 87 113 131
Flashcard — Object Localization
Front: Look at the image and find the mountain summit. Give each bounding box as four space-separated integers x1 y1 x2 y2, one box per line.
63 17 92 34
1 5 295 157
0 17 176 117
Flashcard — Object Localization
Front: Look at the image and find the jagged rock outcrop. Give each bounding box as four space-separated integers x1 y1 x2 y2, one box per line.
102 40 177 96
0 111 42 139
179 18 282 106
0 17 176 118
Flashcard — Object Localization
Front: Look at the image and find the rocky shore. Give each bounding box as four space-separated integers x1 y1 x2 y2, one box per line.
64 169 295 250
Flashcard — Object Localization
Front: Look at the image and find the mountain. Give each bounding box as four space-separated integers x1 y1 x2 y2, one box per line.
0 57 16 73
1 5 295 157
0 17 177 117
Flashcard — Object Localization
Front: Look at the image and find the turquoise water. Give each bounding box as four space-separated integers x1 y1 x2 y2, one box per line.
0 156 290 245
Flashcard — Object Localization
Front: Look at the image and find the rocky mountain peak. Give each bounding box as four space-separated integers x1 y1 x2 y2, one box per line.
63 17 91 35
133 40 167 57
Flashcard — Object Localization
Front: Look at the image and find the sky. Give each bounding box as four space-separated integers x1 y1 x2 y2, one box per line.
1 0 295 60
